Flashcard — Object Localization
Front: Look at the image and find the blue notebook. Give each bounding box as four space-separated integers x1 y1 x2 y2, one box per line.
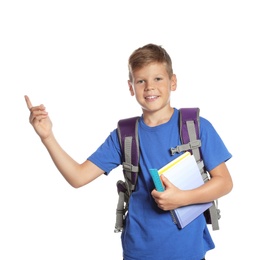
149 152 212 229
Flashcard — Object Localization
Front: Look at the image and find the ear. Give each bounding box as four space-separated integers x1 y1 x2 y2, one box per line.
171 74 177 91
128 80 135 96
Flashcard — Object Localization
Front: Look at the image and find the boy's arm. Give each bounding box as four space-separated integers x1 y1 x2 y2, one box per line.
24 95 104 188
184 162 233 205
151 162 233 211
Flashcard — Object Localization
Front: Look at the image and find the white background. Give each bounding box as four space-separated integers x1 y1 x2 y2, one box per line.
1 0 272 259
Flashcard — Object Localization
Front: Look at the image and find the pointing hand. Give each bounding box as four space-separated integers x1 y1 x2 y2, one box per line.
24 95 53 140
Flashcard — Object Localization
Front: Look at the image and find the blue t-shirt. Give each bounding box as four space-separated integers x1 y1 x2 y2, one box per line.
88 108 232 260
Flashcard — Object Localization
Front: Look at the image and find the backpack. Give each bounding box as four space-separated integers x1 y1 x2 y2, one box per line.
114 108 220 233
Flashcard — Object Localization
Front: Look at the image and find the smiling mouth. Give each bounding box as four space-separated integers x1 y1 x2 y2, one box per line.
145 95 158 100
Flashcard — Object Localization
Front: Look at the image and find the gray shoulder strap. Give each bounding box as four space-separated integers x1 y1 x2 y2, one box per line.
171 108 220 231
114 116 140 233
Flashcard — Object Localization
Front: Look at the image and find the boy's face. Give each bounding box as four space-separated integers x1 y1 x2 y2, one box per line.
128 62 177 114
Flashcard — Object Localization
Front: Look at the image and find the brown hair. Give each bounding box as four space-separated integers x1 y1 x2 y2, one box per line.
128 43 173 81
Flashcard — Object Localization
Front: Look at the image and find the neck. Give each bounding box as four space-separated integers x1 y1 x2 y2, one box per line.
142 107 174 127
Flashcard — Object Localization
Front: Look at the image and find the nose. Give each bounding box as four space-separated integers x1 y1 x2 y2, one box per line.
145 81 155 91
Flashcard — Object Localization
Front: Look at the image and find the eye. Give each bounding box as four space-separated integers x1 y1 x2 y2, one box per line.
137 80 145 84
155 77 162 81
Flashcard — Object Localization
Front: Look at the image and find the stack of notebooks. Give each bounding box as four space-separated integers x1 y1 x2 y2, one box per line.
149 152 212 229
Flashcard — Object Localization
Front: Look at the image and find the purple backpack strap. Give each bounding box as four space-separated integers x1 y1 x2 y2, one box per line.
179 108 202 162
117 116 140 188
170 108 201 156
179 107 200 145
115 116 140 233
179 107 220 231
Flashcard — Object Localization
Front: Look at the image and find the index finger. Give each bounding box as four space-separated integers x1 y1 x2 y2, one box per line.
24 95 33 110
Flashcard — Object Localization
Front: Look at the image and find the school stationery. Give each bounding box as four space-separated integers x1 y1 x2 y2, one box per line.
149 152 212 229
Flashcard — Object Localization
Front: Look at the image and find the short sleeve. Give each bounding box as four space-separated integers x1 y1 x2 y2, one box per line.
87 129 122 175
199 117 232 171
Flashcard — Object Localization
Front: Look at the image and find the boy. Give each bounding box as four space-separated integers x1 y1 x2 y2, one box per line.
25 43 233 260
